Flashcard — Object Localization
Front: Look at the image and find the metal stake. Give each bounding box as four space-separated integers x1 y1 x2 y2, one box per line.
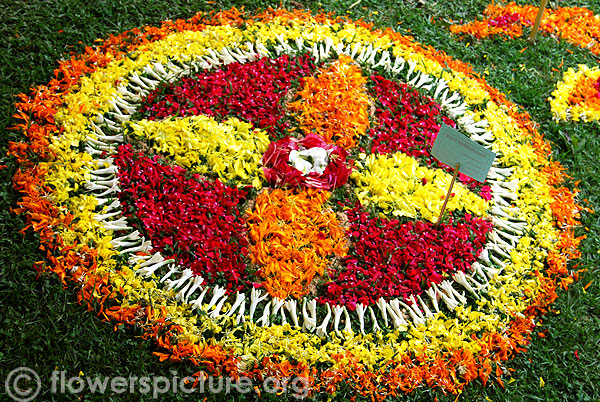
435 163 460 229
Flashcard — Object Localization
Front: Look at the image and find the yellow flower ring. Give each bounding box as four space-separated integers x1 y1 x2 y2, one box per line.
11 8 585 398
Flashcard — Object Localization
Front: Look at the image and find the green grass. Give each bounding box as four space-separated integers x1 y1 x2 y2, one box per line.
0 0 599 401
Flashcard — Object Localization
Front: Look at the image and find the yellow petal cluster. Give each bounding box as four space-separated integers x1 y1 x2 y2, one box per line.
352 152 489 221
127 115 269 188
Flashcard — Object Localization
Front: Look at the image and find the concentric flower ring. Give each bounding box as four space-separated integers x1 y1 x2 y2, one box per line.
11 8 584 398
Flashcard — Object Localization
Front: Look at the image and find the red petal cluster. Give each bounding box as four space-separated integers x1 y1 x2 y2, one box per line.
488 12 522 28
318 205 493 308
139 54 317 138
114 144 250 292
262 133 352 190
368 75 455 159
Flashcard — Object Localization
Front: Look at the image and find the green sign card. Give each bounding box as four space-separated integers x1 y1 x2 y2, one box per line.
431 124 496 182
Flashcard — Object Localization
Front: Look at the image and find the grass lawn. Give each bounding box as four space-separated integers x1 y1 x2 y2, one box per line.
0 0 598 400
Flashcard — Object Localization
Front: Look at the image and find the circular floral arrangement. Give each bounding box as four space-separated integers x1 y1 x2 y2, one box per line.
11 7 585 398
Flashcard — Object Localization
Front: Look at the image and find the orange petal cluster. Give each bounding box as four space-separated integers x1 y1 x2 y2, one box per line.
247 188 347 299
566 75 600 110
287 54 370 149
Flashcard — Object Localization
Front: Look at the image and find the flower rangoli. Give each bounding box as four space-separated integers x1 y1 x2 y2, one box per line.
11 7 585 398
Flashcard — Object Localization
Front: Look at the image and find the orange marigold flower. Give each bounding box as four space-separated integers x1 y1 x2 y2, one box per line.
287 54 371 149
246 188 347 299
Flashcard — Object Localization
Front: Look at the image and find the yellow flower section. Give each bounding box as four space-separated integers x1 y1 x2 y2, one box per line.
287 54 371 148
109 265 211 341
43 150 93 203
126 116 269 188
549 64 600 122
245 18 395 55
247 188 347 299
352 152 489 222
141 26 243 63
222 311 499 369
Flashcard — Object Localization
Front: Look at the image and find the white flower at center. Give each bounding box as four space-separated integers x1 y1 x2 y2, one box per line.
289 147 331 175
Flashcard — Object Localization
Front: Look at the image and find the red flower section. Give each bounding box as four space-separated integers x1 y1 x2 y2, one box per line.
367 75 491 199
139 54 317 138
318 206 493 309
262 133 353 190
114 144 250 292
368 75 455 158
488 12 522 28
